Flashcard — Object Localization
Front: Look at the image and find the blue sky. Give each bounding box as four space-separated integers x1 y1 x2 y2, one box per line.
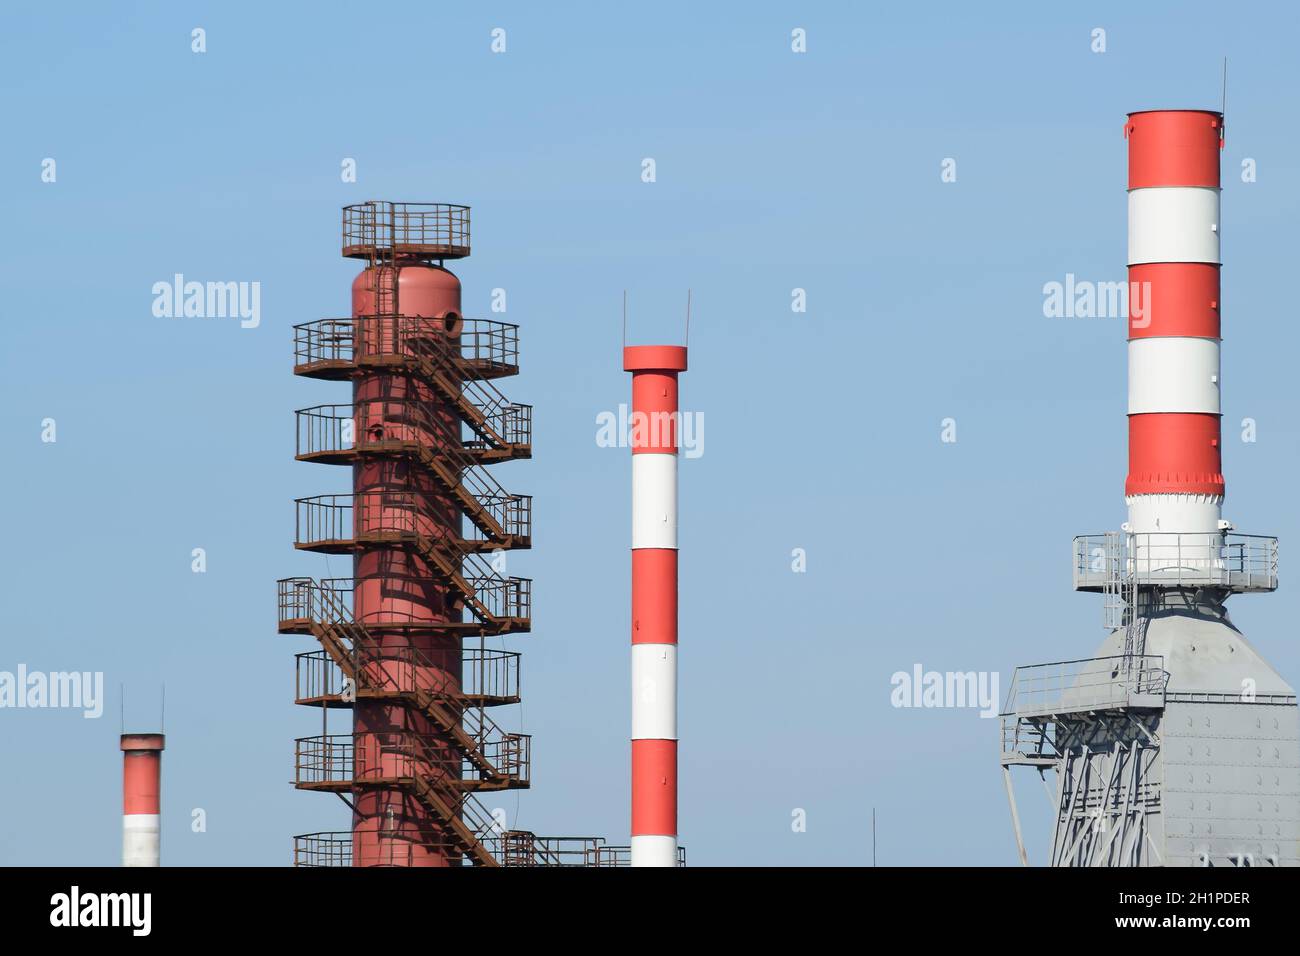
3 2 1300 866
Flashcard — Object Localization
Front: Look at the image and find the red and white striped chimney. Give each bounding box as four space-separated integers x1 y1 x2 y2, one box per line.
625 344 687 867
121 733 164 867
1125 110 1225 538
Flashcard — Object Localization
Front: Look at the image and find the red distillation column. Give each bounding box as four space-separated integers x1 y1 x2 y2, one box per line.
350 262 464 867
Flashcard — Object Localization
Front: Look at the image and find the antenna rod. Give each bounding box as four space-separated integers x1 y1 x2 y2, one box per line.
685 289 692 346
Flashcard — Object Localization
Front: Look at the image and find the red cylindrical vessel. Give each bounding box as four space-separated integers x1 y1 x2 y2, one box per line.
350 263 463 867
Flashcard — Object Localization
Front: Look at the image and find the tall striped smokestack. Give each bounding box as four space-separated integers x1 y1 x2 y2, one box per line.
121 733 164 867
1124 110 1226 539
625 344 686 867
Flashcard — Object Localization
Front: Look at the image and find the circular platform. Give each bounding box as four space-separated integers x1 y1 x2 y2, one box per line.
343 201 471 260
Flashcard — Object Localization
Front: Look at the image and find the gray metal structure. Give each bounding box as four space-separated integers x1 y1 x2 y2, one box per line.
1001 532 1300 866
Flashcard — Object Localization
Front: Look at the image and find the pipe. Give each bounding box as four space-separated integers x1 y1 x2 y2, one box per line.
625 344 687 867
1124 110 1225 537
121 733 164 867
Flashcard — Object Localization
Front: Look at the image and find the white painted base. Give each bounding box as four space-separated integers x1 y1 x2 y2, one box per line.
123 814 160 867
631 834 678 868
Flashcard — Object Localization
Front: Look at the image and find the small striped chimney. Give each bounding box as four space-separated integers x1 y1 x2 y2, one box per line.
625 344 686 867
120 733 164 867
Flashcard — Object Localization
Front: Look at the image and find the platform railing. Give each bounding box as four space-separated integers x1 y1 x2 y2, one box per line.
292 829 689 867
294 491 531 555
278 576 314 626
293 494 531 628
294 727 530 797
294 734 354 787
295 400 530 463
349 648 530 785
294 573 530 632
999 716 1056 765
293 317 521 380
295 731 518 788
460 318 520 374
1073 531 1278 593
488 832 607 867
343 201 470 258
590 845 688 867
293 318 354 371
402 327 517 444
294 650 350 703
293 831 353 867
294 403 532 542
463 560 532 623
465 731 531 785
296 646 521 708
1001 655 1168 719
476 401 532 452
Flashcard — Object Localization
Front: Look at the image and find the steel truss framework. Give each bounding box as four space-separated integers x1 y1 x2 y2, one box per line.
1003 701 1164 867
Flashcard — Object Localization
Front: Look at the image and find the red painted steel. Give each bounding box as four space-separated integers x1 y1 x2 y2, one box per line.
1128 262 1220 340
630 739 677 834
121 734 164 816
632 549 678 645
1125 110 1223 188
623 345 688 373
351 263 463 868
1126 413 1224 497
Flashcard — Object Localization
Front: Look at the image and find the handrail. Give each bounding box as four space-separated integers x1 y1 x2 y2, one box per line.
293 402 531 544
1001 654 1168 717
293 316 524 385
291 830 688 867
293 494 532 626
278 576 367 656
295 646 521 705
400 323 521 448
293 831 353 867
591 845 688 867
296 398 529 460
343 201 470 259
488 831 610 867
1072 531 1278 592
295 730 529 789
285 577 528 789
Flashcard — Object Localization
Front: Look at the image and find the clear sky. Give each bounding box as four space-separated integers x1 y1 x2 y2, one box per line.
4 2 1300 866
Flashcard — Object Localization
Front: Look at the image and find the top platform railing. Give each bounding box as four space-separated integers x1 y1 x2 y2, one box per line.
1073 531 1278 593
343 201 470 260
